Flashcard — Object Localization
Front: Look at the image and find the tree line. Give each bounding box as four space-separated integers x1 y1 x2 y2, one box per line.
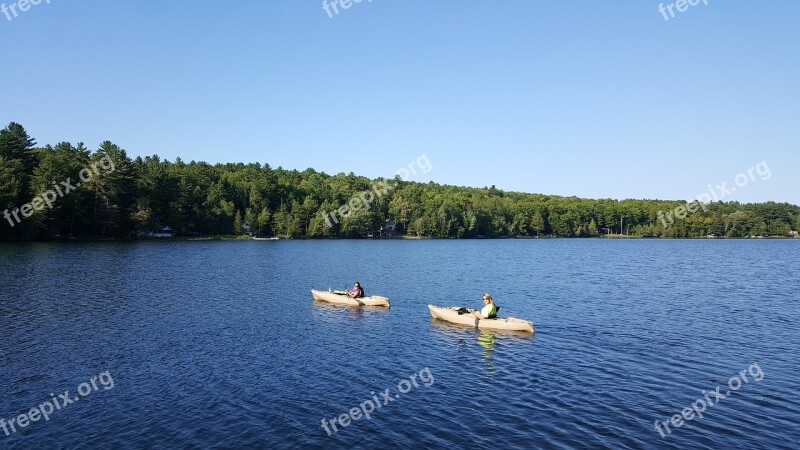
1 122 798 241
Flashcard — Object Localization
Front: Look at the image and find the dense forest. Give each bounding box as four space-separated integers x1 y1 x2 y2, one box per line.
1 122 798 241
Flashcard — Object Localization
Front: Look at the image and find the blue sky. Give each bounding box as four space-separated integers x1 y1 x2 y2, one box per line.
2 1 798 204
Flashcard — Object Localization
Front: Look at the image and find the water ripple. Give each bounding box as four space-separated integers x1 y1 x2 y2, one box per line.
0 240 798 448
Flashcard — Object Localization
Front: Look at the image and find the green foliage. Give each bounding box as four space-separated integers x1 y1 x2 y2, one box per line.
233 210 244 235
1 122 799 240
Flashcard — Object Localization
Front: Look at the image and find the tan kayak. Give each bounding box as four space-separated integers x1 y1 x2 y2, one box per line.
428 305 535 333
311 290 391 307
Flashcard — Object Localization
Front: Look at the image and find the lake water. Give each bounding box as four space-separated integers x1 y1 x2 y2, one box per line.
0 239 798 449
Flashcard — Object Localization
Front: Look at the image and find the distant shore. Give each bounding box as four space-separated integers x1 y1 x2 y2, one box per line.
2 234 797 243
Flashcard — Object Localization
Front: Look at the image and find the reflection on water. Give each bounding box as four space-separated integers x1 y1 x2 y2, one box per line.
311 300 389 322
2 239 796 449
478 330 497 354
478 330 497 378
429 318 535 380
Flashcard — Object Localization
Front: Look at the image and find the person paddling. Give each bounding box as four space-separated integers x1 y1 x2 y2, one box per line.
348 281 365 299
474 293 498 319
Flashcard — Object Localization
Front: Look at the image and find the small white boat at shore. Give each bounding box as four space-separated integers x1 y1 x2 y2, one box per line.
311 290 390 307
251 237 279 241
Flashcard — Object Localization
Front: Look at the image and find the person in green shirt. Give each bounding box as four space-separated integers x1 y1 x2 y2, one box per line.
474 293 498 319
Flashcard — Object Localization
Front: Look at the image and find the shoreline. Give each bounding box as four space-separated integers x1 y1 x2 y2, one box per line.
1 235 797 244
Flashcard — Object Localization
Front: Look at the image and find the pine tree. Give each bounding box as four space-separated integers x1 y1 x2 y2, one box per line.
234 210 243 235
588 218 598 236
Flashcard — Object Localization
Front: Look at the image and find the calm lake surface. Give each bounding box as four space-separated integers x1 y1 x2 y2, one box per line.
1 239 798 449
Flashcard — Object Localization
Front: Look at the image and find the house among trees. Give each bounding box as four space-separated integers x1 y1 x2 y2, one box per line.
381 219 398 237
